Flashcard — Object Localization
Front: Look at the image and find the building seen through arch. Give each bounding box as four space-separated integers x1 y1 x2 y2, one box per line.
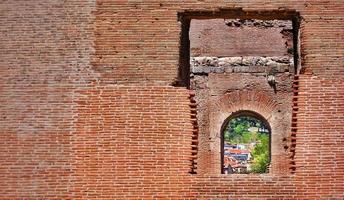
222 114 270 174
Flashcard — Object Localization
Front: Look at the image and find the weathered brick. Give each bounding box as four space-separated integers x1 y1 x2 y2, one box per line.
0 0 343 199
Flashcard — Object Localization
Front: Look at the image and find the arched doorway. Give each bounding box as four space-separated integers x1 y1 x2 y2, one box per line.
221 111 271 174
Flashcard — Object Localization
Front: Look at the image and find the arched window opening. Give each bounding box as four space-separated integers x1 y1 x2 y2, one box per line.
222 111 271 174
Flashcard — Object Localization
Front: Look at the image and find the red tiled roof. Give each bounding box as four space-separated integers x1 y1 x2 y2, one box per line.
227 149 250 154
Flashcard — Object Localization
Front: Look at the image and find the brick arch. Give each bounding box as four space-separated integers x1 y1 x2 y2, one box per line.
218 90 279 122
209 90 288 174
220 110 272 134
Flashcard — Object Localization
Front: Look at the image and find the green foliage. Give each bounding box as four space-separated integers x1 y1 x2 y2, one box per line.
224 116 265 144
250 133 270 173
224 116 270 173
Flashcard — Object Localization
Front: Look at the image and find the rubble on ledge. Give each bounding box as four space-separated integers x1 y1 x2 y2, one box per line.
191 56 294 74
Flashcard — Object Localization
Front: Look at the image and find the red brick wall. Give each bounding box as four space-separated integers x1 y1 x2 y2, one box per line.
0 85 195 199
0 0 95 198
194 175 296 199
189 19 290 57
0 85 74 198
0 0 343 199
293 75 344 199
71 86 194 199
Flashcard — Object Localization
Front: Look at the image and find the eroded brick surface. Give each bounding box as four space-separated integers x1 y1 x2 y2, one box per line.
190 19 292 57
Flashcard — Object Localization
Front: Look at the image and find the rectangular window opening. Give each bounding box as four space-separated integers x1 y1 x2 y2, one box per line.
176 9 301 88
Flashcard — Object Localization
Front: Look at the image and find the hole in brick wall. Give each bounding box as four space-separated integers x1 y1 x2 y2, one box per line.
178 9 301 175
221 111 271 174
176 9 301 87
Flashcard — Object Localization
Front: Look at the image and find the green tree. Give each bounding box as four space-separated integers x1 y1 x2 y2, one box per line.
224 116 270 173
250 133 270 173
